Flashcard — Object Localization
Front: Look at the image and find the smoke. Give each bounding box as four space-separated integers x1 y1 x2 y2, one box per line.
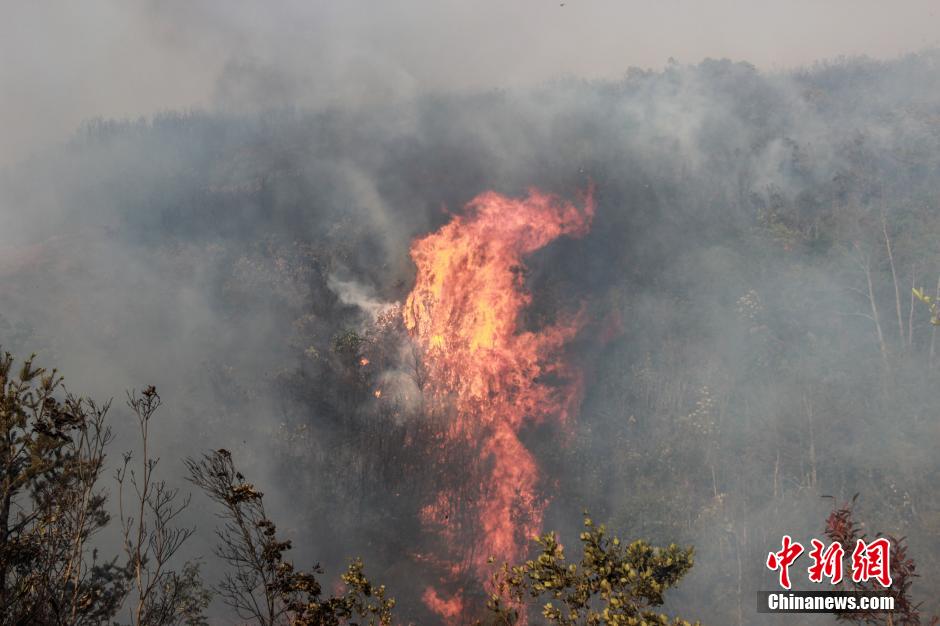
3 1 939 168
328 276 394 321
3 5 940 623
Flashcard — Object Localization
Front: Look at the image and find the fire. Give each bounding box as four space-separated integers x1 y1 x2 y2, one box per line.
404 187 594 619
422 588 464 621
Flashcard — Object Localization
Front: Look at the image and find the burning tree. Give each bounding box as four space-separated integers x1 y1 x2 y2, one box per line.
404 187 595 617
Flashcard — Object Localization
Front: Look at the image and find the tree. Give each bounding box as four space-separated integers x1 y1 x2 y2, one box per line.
0 349 127 624
484 514 698 626
116 386 210 626
823 496 938 626
186 449 395 625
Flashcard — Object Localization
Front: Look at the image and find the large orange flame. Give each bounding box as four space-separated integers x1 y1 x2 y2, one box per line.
404 187 594 620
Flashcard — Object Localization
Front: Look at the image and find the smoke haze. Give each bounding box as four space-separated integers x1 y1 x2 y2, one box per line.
4 1 940 167
3 3 940 624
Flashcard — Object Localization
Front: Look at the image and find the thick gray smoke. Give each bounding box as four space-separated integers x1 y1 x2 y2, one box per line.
3 4 940 624
3 1 939 168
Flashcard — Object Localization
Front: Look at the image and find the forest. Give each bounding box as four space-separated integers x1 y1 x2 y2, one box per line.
2 52 940 624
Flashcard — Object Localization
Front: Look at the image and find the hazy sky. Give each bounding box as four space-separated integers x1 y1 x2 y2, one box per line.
2 0 938 168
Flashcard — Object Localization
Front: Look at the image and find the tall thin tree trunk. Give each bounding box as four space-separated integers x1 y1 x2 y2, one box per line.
804 394 817 489
882 212 904 347
908 264 916 348
930 275 940 369
734 526 745 626
773 450 780 500
864 256 889 368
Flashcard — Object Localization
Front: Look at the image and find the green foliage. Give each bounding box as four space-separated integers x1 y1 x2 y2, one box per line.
279 557 395 626
485 515 698 626
912 287 940 326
